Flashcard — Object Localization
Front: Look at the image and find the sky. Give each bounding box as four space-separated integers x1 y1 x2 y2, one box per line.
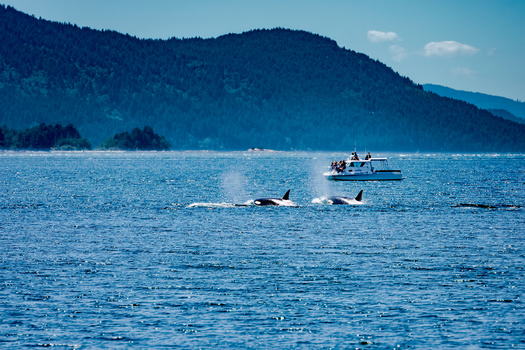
3 0 525 101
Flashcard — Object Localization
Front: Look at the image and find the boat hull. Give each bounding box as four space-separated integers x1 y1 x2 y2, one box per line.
324 171 404 181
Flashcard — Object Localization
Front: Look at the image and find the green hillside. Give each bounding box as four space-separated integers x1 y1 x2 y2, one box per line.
1 5 524 151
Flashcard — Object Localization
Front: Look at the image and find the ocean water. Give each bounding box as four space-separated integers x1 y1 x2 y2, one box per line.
1 151 524 349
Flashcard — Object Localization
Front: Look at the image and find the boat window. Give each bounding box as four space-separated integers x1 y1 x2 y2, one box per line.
350 162 366 167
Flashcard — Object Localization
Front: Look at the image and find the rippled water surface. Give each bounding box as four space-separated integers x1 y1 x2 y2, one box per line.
1 151 524 348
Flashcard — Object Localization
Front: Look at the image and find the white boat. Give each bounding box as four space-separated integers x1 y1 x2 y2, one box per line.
324 156 403 181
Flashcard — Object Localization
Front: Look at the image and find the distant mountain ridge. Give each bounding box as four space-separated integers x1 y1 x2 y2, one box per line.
1 5 524 151
423 84 525 122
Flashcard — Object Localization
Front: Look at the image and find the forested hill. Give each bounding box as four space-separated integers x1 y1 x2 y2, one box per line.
423 84 525 121
1 5 524 151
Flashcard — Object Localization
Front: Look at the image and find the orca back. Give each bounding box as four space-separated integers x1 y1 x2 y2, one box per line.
327 190 363 205
327 196 348 205
254 190 292 206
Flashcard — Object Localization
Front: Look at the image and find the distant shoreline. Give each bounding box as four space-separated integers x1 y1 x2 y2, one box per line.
2 149 525 156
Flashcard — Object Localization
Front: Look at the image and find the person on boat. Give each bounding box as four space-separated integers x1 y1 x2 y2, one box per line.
365 152 371 160
340 160 346 173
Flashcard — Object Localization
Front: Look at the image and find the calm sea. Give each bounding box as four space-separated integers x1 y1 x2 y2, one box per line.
1 151 524 349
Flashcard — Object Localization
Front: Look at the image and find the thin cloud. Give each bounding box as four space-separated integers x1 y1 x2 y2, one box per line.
367 30 399 43
423 41 479 57
452 67 477 78
390 45 407 62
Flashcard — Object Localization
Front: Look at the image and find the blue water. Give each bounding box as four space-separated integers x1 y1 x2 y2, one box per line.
1 151 524 349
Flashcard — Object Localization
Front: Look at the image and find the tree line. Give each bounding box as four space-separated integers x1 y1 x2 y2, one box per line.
0 123 91 150
0 124 169 151
98 126 171 150
1 5 525 151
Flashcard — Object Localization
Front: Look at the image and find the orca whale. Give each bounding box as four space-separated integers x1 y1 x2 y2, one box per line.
254 190 295 206
327 190 363 205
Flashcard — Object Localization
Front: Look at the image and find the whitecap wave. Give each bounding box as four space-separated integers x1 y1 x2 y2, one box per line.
312 197 330 204
187 200 256 208
278 200 297 207
187 202 238 208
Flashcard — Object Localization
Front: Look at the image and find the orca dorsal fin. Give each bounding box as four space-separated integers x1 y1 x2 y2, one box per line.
355 190 363 202
282 190 290 200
